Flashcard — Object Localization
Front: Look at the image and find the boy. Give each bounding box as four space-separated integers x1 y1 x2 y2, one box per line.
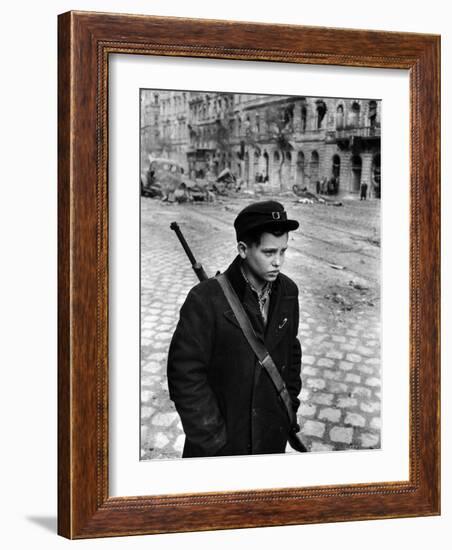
167 200 302 457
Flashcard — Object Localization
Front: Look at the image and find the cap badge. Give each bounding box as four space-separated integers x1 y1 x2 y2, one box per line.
272 211 281 220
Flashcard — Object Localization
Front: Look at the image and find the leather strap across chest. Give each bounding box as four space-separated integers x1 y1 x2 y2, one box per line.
216 273 297 429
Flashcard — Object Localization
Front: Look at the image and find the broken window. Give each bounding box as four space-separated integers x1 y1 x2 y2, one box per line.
316 101 327 129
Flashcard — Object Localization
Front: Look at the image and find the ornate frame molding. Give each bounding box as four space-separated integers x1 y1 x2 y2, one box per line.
58 11 440 538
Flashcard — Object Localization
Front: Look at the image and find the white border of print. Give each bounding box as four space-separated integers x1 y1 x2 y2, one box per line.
109 54 409 497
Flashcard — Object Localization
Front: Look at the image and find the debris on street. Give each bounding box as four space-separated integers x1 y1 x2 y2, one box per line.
141 196 381 458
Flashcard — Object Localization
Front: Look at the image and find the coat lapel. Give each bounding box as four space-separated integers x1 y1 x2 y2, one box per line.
223 308 241 331
265 276 294 353
223 304 265 344
221 255 293 352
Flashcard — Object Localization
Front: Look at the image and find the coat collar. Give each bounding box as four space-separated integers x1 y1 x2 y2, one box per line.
223 255 292 351
224 254 249 302
224 254 281 301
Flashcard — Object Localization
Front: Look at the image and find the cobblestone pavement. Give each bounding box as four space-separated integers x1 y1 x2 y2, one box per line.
140 194 381 459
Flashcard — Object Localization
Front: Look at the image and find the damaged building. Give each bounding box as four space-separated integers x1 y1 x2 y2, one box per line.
141 90 381 198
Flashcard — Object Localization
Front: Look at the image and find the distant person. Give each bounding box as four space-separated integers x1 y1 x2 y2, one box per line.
360 181 368 200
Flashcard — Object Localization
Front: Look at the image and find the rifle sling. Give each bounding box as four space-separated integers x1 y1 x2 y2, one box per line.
216 273 297 430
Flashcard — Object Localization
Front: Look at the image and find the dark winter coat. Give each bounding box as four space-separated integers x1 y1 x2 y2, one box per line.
167 255 302 458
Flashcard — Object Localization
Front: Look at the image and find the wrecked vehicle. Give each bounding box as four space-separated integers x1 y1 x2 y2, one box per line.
213 168 239 194
141 157 187 199
184 178 215 202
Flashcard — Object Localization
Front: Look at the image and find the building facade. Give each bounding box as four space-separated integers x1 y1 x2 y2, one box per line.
141 90 381 197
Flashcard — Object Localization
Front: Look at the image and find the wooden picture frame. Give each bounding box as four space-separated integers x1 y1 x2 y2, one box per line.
58 11 440 539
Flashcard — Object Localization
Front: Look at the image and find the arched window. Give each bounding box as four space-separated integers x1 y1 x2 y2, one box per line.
263 151 269 181
316 101 327 129
336 105 344 129
310 151 320 182
253 150 260 182
296 151 305 186
273 150 280 162
301 106 307 132
369 100 378 128
351 102 360 127
332 154 341 179
351 154 362 192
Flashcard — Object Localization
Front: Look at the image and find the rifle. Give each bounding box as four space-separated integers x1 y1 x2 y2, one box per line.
170 222 209 282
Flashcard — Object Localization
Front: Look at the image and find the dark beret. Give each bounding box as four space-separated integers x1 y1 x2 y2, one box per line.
234 200 299 241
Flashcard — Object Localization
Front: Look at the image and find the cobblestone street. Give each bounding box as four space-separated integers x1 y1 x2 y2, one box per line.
140 195 381 459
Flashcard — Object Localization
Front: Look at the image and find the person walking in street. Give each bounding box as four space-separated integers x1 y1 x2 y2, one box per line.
167 200 303 458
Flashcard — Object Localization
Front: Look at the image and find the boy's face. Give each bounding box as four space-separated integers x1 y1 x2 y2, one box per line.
239 231 289 284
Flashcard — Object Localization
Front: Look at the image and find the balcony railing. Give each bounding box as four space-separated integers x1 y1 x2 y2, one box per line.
335 126 381 139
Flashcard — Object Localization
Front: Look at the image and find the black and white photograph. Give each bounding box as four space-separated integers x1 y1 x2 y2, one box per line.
1 0 446 546
140 89 382 460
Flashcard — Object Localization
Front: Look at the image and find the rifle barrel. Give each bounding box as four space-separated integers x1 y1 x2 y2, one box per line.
170 222 197 265
170 222 209 282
